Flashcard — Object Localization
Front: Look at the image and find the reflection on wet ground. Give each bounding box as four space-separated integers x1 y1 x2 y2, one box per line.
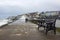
0 19 60 40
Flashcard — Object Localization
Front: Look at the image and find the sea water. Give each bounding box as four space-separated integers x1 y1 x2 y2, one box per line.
0 19 9 27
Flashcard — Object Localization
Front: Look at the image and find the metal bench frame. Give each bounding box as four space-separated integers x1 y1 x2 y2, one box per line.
45 19 56 35
38 19 56 35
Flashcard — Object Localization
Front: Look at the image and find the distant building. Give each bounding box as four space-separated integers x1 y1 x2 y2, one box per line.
44 11 59 16
39 11 60 19
25 12 39 20
29 12 39 17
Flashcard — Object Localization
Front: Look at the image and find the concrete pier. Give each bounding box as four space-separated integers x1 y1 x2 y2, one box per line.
0 19 60 40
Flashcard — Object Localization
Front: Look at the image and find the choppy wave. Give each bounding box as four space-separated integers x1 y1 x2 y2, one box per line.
0 19 9 27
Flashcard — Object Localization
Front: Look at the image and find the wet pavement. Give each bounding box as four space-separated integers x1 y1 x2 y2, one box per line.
0 19 60 40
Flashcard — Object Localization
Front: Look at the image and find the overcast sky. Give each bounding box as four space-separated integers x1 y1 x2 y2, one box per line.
0 0 60 18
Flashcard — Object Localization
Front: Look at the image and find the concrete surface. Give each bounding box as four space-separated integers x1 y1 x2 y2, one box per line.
0 19 60 40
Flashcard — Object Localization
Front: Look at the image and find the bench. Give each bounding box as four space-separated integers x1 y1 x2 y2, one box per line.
38 19 45 30
45 19 56 35
38 19 56 35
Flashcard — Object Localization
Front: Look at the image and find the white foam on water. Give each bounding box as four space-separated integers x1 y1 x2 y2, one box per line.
0 19 9 27
19 15 26 22
9 15 26 25
20 15 26 19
